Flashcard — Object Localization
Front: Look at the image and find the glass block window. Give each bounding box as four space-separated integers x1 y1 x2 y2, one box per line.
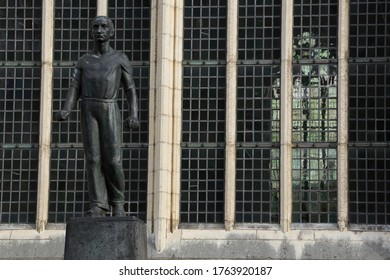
108 0 150 62
0 0 42 62
183 0 227 61
50 1 150 223
53 0 97 62
181 148 225 223
236 148 280 223
350 0 390 58
292 148 337 223
292 0 338 224
0 149 38 223
238 0 281 61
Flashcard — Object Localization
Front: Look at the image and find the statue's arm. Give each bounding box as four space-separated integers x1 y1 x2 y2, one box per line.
121 55 139 130
55 68 81 121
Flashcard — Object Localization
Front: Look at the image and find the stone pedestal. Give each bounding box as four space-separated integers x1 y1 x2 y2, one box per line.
64 216 147 260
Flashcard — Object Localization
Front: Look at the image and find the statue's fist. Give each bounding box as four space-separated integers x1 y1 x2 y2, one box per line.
125 116 140 130
55 110 69 121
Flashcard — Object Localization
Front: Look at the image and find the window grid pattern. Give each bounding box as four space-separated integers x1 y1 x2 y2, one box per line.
349 148 390 225
53 0 97 62
292 1 338 224
237 65 280 143
292 64 338 143
292 148 337 223
238 0 281 61
181 148 225 224
348 0 390 226
108 0 150 62
236 148 280 223
0 149 38 223
293 0 338 60
182 66 226 143
349 63 390 143
350 0 390 58
183 0 227 61
0 0 42 62
0 67 41 144
49 148 148 223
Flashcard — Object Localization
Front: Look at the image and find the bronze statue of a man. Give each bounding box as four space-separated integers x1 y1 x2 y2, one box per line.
56 16 139 217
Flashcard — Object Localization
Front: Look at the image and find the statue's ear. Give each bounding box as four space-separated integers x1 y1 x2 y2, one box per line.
110 28 115 38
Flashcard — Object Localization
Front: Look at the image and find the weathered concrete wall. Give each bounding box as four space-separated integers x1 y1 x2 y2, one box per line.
1 229 389 259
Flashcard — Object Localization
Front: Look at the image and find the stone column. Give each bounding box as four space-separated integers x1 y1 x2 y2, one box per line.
224 0 238 231
149 0 177 251
97 0 108 16
280 1 293 233
338 0 350 231
36 0 54 232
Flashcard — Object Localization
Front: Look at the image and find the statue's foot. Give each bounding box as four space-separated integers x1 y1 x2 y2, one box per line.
85 206 107 217
112 205 126 217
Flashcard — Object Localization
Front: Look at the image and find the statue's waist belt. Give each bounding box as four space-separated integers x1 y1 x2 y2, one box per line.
82 97 117 103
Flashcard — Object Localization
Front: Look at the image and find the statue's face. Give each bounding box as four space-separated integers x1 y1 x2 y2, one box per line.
91 17 113 42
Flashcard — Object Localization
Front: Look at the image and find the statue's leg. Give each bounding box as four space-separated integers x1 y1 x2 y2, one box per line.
81 101 109 213
99 102 125 213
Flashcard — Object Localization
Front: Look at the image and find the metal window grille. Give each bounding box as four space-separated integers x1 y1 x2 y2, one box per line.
349 1 390 226
349 148 390 226
50 1 149 223
0 0 42 62
0 1 41 224
292 0 338 223
108 0 150 62
238 0 281 61
181 65 226 224
236 148 280 223
350 0 390 58
237 65 280 144
292 148 337 223
183 0 227 61
53 0 97 62
181 148 225 223
292 64 338 143
236 65 280 224
181 0 227 224
236 1 281 224
0 149 38 223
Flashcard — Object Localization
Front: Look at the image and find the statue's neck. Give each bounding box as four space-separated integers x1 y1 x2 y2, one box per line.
93 41 111 56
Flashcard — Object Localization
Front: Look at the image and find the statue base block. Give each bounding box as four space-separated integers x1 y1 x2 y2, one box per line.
64 216 147 260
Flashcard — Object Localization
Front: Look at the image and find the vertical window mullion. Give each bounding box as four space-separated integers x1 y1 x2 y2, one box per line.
280 0 294 232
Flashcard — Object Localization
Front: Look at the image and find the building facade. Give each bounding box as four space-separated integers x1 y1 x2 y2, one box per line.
0 0 389 259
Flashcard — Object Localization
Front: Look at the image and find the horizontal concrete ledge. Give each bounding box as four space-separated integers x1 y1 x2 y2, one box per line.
1 228 390 259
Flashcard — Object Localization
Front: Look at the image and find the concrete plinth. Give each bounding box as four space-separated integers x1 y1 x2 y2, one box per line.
64 216 147 260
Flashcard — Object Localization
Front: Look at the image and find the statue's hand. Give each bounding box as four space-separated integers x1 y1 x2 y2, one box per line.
55 110 70 121
125 116 140 130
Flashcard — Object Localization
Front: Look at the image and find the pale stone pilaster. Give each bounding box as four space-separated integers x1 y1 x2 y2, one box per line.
36 0 54 232
97 0 108 16
280 1 293 233
224 0 238 231
152 0 176 251
171 0 184 231
147 0 158 235
338 0 349 231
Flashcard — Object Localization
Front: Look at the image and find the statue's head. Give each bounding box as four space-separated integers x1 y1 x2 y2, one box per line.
90 16 114 42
